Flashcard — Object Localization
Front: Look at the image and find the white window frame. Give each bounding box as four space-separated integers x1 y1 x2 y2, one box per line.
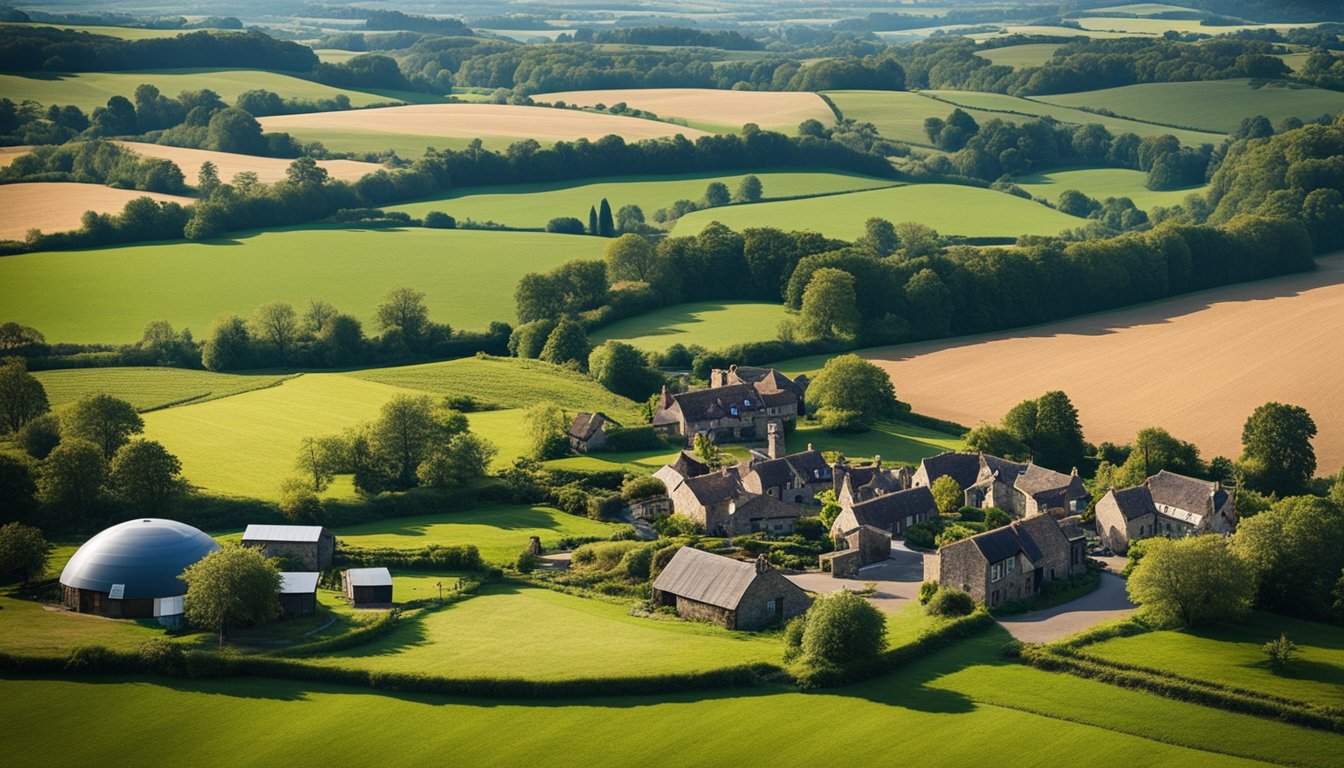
1005 557 1015 574
991 563 1003 582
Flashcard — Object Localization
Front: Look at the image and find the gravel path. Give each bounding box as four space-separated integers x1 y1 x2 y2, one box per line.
996 572 1136 643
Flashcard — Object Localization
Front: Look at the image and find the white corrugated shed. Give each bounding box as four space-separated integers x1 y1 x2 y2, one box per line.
278 572 320 594
243 524 326 543
345 567 392 587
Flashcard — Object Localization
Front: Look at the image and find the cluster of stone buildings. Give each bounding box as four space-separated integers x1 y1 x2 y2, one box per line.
652 365 808 446
1093 470 1238 554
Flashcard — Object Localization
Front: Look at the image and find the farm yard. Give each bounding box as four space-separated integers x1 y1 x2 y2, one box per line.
0 182 193 240
531 88 837 132
670 184 1082 239
0 227 607 343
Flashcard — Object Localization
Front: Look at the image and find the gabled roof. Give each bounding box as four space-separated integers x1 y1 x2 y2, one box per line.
850 486 936 529
1013 464 1073 496
919 452 983 489
969 525 1027 564
345 567 392 587
956 514 1071 565
982 454 1027 480
683 469 743 506
279 572 320 594
570 411 619 441
669 451 711 480
670 383 762 422
1146 470 1217 517
1108 485 1156 521
732 493 804 520
243 524 327 543
652 547 768 610
749 449 831 489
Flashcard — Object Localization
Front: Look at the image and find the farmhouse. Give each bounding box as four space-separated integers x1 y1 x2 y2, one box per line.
965 460 1091 518
664 466 804 536
569 411 620 453
833 456 910 507
652 547 811 630
830 486 937 540
278 572 319 618
59 518 221 626
1094 470 1237 554
911 451 985 492
344 567 393 606
652 366 806 444
924 515 1087 607
242 524 335 571
738 425 832 504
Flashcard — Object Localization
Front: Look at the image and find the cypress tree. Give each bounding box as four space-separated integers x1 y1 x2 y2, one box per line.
588 206 599 235
598 198 615 237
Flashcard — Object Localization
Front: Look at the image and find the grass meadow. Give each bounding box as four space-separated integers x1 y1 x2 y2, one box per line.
0 227 607 343
1037 79 1344 134
671 184 1081 240
589 301 790 353
974 43 1064 69
791 420 966 466
331 505 623 565
34 368 291 412
1013 167 1206 210
5 628 1340 767
0 68 398 112
0 21 203 39
530 88 836 132
384 170 897 227
1081 613 1344 709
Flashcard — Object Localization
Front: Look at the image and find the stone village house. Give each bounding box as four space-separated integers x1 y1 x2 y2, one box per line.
1094 470 1238 554
568 412 620 453
242 524 336 571
913 452 1090 518
652 547 811 630
924 515 1087 607
652 366 806 446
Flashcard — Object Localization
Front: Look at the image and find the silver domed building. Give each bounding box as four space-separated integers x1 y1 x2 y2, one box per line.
60 518 221 626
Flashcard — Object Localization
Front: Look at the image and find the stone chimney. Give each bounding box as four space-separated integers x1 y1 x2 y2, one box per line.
873 454 881 469
807 443 814 452
767 421 784 460
755 554 770 574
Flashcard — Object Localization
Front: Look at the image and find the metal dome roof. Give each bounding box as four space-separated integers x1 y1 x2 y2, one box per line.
60 518 221 600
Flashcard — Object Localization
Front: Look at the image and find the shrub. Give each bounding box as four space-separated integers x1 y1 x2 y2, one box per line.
650 543 683 579
546 216 586 234
516 549 538 574
918 580 940 605
621 475 667 502
800 590 887 666
620 544 654 579
0 522 50 584
423 211 456 228
934 523 977 547
136 638 186 675
587 493 625 520
926 588 975 617
983 507 1012 530
571 540 642 572
1263 633 1298 672
782 616 806 662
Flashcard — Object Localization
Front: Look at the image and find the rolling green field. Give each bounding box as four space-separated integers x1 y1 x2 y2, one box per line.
332 505 623 565
919 90 1224 146
0 227 607 343
670 184 1081 240
384 170 897 228
0 593 184 655
1082 613 1344 709
791 420 966 466
34 368 291 412
0 69 398 112
6 629 1340 767
590 301 790 353
310 583 782 678
1037 79 1344 134
974 43 1064 69
1013 167 1206 210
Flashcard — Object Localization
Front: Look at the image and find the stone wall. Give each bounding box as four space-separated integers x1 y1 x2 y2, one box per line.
675 596 735 628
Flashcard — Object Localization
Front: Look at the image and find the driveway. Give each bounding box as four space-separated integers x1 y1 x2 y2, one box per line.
996 572 1136 643
785 542 925 613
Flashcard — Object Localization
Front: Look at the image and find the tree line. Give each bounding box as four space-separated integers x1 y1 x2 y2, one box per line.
0 27 317 73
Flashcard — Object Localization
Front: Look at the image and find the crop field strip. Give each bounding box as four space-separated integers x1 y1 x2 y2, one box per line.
973 43 1065 69
0 227 608 344
34 368 293 413
114 142 383 185
530 88 837 132
0 182 195 241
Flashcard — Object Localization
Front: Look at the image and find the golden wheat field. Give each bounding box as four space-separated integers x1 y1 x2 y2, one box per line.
862 253 1344 469
115 142 383 185
256 103 711 142
0 182 194 240
0 145 31 168
531 88 836 131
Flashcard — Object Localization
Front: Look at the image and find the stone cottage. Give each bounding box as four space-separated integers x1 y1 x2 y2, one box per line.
923 515 1087 607
1094 470 1237 554
652 547 811 630
242 524 336 571
568 412 620 453
965 460 1091 518
651 366 806 445
829 486 937 539
663 465 804 536
833 457 910 508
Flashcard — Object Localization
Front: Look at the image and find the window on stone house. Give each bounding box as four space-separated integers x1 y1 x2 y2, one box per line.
1005 558 1015 574
991 563 1003 581
730 406 738 416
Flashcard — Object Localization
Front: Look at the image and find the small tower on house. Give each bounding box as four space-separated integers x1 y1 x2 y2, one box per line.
767 421 784 460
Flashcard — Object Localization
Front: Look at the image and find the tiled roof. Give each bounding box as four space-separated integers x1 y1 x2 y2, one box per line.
683 469 743 506
570 411 619 441
653 547 761 610
1146 470 1217 517
920 452 983 489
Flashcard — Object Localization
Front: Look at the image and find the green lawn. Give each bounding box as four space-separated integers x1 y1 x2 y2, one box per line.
1036 79 1344 134
309 582 783 678
590 301 790 353
671 184 1080 240
545 447 683 473
34 368 291 412
920 90 1224 146
826 89 1222 148
792 420 966 466
0 227 608 343
0 69 399 112
332 505 622 565
1081 613 1344 709
1013 167 1206 210
0 593 182 655
384 170 897 227
974 43 1064 69
5 629 1339 766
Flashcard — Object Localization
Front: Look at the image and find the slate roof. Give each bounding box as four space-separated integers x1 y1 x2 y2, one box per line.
652 547 762 611
345 567 392 587
850 486 936 529
1014 464 1074 497
920 452 984 489
750 450 831 489
670 383 763 422
961 514 1071 565
669 451 711 480
1146 470 1217 517
278 572 320 594
243 524 327 543
982 454 1027 481
1108 485 1156 521
969 526 1029 564
569 411 619 441
683 469 743 506
732 493 804 520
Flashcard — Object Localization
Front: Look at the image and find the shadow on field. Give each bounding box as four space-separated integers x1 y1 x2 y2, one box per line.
0 671 309 701
340 506 577 538
604 302 732 340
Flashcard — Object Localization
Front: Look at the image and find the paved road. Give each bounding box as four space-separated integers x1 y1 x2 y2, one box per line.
996 572 1136 643
785 542 925 613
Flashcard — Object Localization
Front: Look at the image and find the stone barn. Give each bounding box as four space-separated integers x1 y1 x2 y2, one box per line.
242 524 335 571
343 567 393 606
278 572 319 618
59 518 221 627
651 548 811 630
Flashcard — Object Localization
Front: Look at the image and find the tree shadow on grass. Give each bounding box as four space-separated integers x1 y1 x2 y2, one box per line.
0 671 309 701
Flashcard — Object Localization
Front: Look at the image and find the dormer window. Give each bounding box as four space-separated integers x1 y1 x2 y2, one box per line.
743 399 752 406
730 406 738 416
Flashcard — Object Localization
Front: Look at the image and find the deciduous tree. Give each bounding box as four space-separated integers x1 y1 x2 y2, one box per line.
108 439 183 515
182 546 281 647
61 394 143 460
1127 535 1254 627
1239 402 1317 496
931 475 962 514
797 268 860 341
806 354 900 432
0 357 49 433
0 522 50 584
523 402 570 460
37 438 106 522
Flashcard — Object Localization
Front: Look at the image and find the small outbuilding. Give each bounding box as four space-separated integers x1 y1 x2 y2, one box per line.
242 524 335 570
569 412 621 453
278 572 320 618
343 567 393 606
652 548 811 631
59 518 221 627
